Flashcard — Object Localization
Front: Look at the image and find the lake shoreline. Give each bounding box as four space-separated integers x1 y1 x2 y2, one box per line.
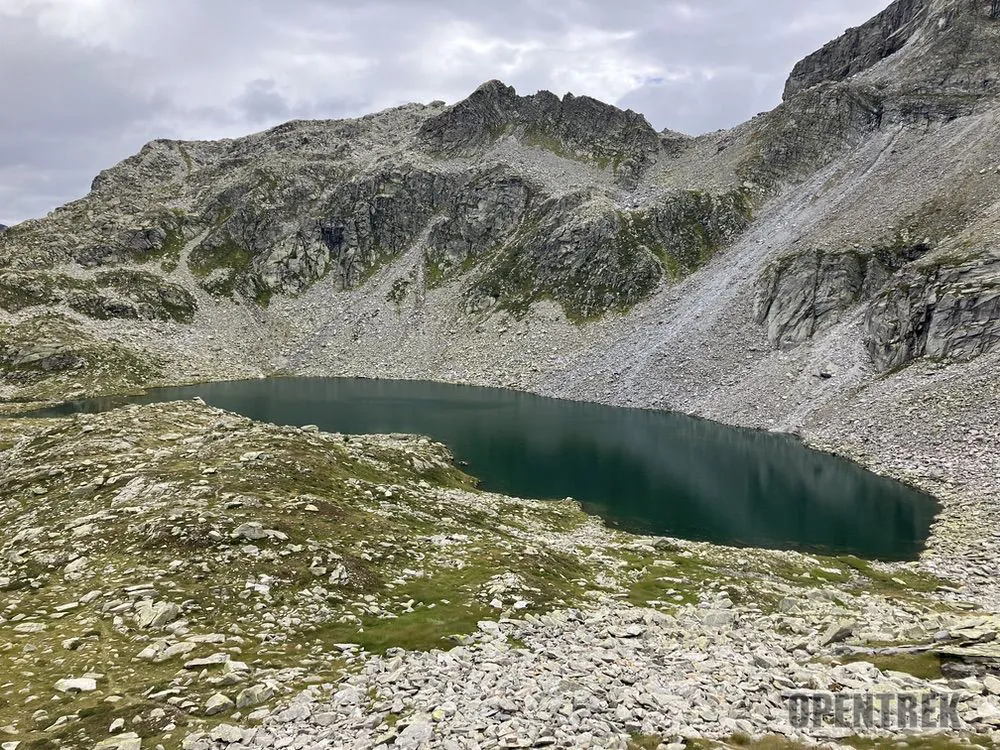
21 375 938 562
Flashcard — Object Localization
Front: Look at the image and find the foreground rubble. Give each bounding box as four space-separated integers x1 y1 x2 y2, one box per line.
0 401 998 749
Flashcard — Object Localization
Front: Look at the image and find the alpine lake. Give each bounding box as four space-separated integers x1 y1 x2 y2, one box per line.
30 377 938 561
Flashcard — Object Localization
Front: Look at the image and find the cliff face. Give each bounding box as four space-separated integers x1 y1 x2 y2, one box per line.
754 239 1000 372
785 0 1000 120
783 0 929 100
865 251 1000 370
753 247 892 349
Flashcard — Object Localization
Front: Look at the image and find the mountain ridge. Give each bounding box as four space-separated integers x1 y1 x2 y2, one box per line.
2 0 999 396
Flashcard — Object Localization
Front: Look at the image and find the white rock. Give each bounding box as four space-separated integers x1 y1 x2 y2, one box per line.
136 642 165 661
204 692 235 716
209 724 244 743
155 642 197 662
396 721 434 750
134 600 180 629
95 733 141 750
13 622 46 634
236 684 274 708
54 677 97 693
63 556 90 579
232 522 267 540
985 675 1000 695
819 619 855 646
702 610 735 628
185 652 229 669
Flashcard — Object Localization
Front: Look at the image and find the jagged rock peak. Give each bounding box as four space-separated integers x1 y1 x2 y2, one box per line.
784 0 929 99
784 0 1000 101
417 79 662 184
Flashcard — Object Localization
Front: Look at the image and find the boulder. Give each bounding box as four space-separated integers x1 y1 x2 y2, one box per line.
236 684 274 708
819 619 856 646
54 677 97 693
204 693 235 716
134 600 180 629
95 734 141 750
396 720 434 750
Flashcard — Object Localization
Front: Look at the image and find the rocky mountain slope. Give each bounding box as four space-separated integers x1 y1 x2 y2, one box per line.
0 82 753 323
2 0 1000 747
0 0 998 395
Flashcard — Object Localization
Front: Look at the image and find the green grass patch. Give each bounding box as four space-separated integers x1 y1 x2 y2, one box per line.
425 252 478 290
387 276 412 306
627 734 665 750
188 237 259 299
839 651 944 681
319 598 492 653
844 735 993 750
835 556 946 595
189 238 252 279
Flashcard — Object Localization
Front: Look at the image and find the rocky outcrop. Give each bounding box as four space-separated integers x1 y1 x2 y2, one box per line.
0 87 753 323
0 224 7 233
754 241 936 349
784 0 1000 124
466 188 752 320
743 0 1000 192
0 77 735 319
185 165 448 299
418 80 661 187
67 269 197 324
463 193 663 319
179 164 751 319
0 269 195 323
0 314 159 396
755 249 869 348
865 254 1000 370
740 83 885 188
783 0 928 99
425 170 531 270
756 242 1000 372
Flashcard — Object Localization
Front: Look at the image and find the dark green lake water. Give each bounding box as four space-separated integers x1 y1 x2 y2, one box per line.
32 377 938 560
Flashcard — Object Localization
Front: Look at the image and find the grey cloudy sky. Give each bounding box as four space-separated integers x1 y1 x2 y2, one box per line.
0 0 888 226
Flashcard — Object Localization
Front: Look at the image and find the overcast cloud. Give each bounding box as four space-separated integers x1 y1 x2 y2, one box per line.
0 0 888 226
